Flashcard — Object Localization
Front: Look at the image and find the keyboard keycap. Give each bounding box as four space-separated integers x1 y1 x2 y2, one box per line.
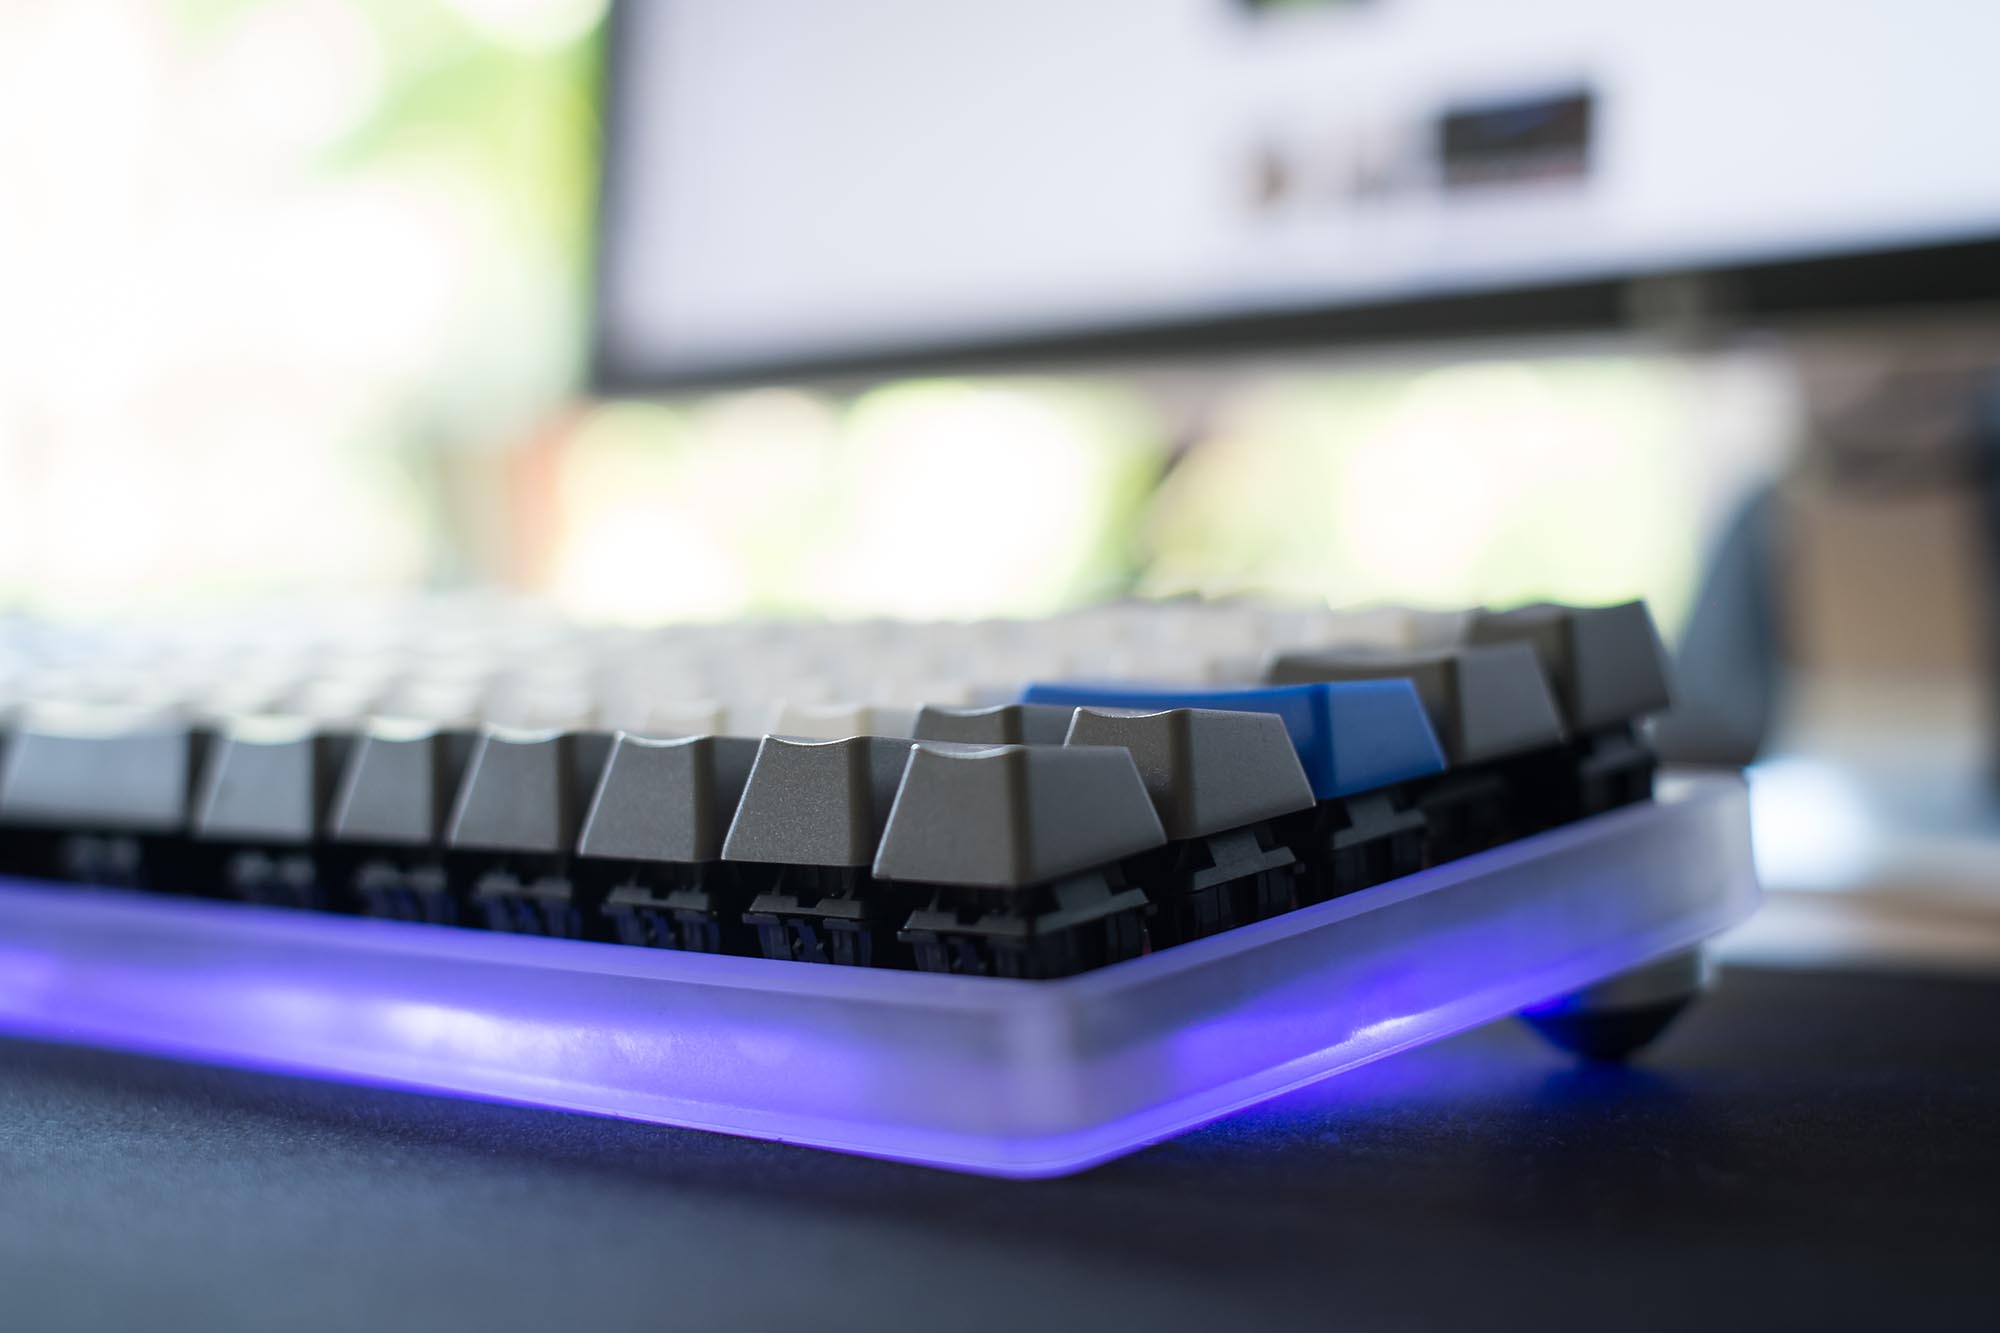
1467 601 1671 819
329 723 477 847
1021 680 1444 799
195 720 350 845
446 729 615 939
880 743 1161 977
579 733 757 865
912 702 1073 747
189 720 355 910
726 735 917 967
1061 707 1314 840
324 723 477 924
1059 709 1315 942
0 711 204 833
873 743 1165 888
1264 643 1563 767
1466 601 1671 732
580 734 764 952
721 735 912 868
446 728 614 854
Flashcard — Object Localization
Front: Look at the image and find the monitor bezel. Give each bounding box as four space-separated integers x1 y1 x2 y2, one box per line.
588 0 2000 394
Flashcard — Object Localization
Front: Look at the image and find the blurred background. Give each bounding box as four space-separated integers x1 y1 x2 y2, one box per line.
0 0 1787 624
3 0 1998 962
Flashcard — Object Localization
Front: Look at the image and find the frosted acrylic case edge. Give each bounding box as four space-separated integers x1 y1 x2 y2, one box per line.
0 774 1758 1177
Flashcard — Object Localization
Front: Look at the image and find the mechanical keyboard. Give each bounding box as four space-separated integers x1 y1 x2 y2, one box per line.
0 597 1761 1175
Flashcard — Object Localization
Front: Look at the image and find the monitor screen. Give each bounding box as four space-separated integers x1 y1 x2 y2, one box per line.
594 0 2000 387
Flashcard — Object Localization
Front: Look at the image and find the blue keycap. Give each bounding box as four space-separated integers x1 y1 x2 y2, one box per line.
1020 681 1445 801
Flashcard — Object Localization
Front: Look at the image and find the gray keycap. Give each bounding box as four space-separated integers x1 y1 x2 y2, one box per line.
445 728 614 855
1466 601 1671 732
0 713 204 833
721 735 912 867
873 743 1165 889
578 733 757 863
1062 706 1314 840
911 702 1073 747
195 721 351 844
329 723 477 846
1265 642 1564 766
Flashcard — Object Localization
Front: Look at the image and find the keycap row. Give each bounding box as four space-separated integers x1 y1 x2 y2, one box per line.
0 594 1533 734
0 601 1671 976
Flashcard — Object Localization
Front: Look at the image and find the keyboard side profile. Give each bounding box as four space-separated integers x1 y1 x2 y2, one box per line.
0 599 1760 1175
1 601 1669 979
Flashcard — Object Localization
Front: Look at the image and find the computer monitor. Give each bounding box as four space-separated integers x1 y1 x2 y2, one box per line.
593 0 2000 390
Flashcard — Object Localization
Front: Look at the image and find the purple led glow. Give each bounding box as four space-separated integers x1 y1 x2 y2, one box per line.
0 776 1758 1177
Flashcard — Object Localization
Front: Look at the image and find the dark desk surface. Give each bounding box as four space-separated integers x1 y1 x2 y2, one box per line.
3 965 1996 1333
